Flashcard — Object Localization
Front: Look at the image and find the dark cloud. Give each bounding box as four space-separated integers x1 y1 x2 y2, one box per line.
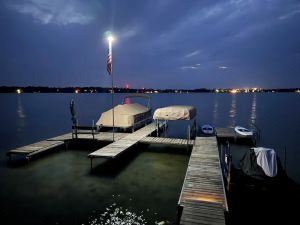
1 0 300 88
5 0 102 25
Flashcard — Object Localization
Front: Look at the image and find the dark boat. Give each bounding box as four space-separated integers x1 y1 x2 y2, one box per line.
229 147 287 190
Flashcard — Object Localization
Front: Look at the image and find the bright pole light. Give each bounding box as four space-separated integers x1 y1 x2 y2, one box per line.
107 35 115 44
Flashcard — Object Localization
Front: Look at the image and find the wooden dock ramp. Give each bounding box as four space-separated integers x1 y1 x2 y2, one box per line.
88 122 160 163
178 136 227 225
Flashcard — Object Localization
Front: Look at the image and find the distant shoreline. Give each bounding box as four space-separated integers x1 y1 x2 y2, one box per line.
0 86 299 94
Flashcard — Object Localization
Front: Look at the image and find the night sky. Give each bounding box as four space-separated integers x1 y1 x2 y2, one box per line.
1 0 300 89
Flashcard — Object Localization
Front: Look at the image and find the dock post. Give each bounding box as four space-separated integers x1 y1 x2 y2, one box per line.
226 154 232 191
26 156 30 164
65 141 68 151
176 205 183 225
92 120 95 139
284 147 287 172
156 119 159 137
90 157 93 171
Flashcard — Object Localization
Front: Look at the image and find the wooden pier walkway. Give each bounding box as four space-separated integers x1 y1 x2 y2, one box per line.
88 122 160 161
178 136 227 225
6 140 65 160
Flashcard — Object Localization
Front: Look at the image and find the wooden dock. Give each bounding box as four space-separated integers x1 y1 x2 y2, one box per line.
88 122 160 161
7 140 65 160
7 131 130 161
215 127 255 144
178 136 227 225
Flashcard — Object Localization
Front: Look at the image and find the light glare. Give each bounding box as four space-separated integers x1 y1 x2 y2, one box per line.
107 35 115 43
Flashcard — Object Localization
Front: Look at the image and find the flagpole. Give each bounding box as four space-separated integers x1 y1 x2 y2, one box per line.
108 37 115 142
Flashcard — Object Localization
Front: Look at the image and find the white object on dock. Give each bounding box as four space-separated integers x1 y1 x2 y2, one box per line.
234 126 253 136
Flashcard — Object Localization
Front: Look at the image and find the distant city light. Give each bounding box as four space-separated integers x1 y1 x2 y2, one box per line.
16 89 21 94
75 89 80 94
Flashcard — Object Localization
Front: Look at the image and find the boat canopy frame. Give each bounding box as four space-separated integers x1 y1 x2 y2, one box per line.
153 105 197 143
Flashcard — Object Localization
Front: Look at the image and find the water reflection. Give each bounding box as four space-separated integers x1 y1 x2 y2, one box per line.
88 202 148 225
213 95 219 125
228 94 237 127
17 95 26 133
249 93 257 126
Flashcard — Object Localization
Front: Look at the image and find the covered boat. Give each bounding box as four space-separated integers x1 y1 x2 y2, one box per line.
153 105 196 121
96 94 152 131
239 147 278 180
153 105 197 140
235 147 286 189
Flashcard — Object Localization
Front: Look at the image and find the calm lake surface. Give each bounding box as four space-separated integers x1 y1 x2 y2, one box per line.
0 93 300 225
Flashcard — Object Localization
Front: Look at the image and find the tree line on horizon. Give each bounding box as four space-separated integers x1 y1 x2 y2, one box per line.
0 86 299 93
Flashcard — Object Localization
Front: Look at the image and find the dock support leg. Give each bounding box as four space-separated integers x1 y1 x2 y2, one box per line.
65 141 68 151
176 205 183 225
90 158 93 171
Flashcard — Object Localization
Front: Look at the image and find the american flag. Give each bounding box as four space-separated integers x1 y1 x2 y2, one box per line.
107 48 112 75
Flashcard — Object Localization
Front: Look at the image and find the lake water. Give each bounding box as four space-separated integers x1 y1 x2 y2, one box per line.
0 93 300 225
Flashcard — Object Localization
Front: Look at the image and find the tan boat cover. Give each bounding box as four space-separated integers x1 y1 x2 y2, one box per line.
96 103 151 128
153 105 196 120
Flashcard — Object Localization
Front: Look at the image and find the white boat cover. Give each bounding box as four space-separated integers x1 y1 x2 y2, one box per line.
96 103 151 128
153 105 196 120
252 147 278 177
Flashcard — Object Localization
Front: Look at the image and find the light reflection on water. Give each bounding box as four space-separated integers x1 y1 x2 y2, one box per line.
86 201 168 225
212 94 219 125
16 95 26 134
228 94 237 127
17 95 25 119
249 93 257 126
91 204 146 225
